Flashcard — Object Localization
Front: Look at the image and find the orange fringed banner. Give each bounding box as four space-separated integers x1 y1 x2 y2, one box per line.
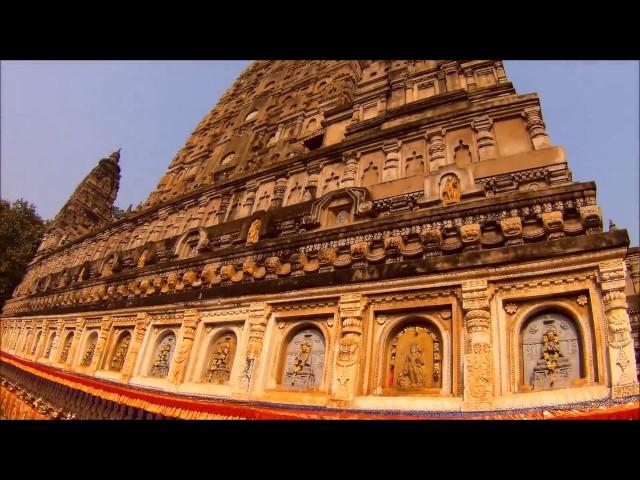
2 352 639 420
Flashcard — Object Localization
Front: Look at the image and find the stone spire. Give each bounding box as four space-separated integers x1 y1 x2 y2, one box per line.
37 150 122 253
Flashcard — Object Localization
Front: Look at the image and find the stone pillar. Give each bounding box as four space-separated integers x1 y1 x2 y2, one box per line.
303 165 321 201
461 279 494 410
330 293 367 406
243 182 258 216
340 152 359 188
494 61 508 83
216 194 231 224
121 313 150 383
33 320 50 361
240 302 271 391
382 141 401 182
90 316 113 373
65 317 86 369
270 176 288 209
523 107 551 150
599 260 640 397
169 309 200 384
390 76 406 108
471 115 497 161
441 61 460 91
426 128 447 171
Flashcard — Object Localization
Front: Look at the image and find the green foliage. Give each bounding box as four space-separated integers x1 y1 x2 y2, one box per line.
0 199 45 309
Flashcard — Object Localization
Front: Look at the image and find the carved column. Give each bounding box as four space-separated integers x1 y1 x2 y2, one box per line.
270 176 288 209
243 182 258 216
341 152 359 188
90 316 113 373
494 61 508 83
523 107 551 150
65 317 86 369
121 313 150 382
240 302 271 391
461 279 494 410
331 293 367 405
390 76 406 108
169 309 200 384
382 141 401 181
302 165 321 201
33 320 50 361
426 128 447 171
472 115 497 161
216 193 231 224
599 260 639 397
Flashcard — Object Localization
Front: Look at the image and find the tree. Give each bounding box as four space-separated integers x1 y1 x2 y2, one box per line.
0 199 45 309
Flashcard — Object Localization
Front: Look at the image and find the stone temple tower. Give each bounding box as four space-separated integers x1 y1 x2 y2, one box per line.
37 149 121 254
1 61 638 420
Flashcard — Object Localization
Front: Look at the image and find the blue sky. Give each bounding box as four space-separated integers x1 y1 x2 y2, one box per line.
1 60 638 245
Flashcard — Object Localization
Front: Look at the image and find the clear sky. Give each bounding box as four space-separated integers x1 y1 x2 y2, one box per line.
1 60 638 246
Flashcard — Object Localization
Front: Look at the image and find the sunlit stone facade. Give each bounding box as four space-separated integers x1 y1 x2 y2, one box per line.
2 60 638 420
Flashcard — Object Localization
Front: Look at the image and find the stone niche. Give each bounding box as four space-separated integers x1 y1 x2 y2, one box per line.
203 331 237 385
279 327 326 391
385 323 442 394
521 311 582 390
106 329 132 372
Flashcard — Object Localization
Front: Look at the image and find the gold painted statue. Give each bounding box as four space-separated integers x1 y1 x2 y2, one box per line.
247 219 262 244
542 326 561 374
442 176 461 205
397 343 425 388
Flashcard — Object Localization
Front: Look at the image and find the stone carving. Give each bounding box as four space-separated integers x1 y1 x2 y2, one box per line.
441 175 461 205
579 205 602 230
383 235 404 255
110 334 131 372
282 329 325 390
149 334 176 378
388 325 441 389
59 333 74 363
80 338 97 367
500 217 523 239
427 128 446 171
460 223 481 244
350 241 369 260
523 107 550 150
541 211 564 233
318 247 337 266
472 115 496 160
522 312 580 390
207 333 237 384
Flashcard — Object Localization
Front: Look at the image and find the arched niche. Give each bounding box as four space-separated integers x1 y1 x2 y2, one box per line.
203 331 237 385
519 311 584 390
58 331 74 363
174 228 208 259
31 330 42 355
99 252 121 277
79 331 98 367
21 329 33 353
44 332 57 359
278 326 326 391
148 331 176 378
108 330 132 372
385 321 442 393
374 314 451 396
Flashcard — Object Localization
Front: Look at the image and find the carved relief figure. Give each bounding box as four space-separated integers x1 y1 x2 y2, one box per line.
387 324 441 390
206 333 237 384
247 219 262 244
282 329 325 390
522 312 581 390
137 249 148 268
81 338 97 367
441 175 461 205
59 333 74 363
150 334 176 378
397 343 425 388
110 333 131 372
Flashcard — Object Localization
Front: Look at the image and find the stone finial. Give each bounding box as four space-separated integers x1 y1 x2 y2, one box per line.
109 148 121 163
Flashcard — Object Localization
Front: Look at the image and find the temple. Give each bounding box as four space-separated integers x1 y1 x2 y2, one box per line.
2 60 639 420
